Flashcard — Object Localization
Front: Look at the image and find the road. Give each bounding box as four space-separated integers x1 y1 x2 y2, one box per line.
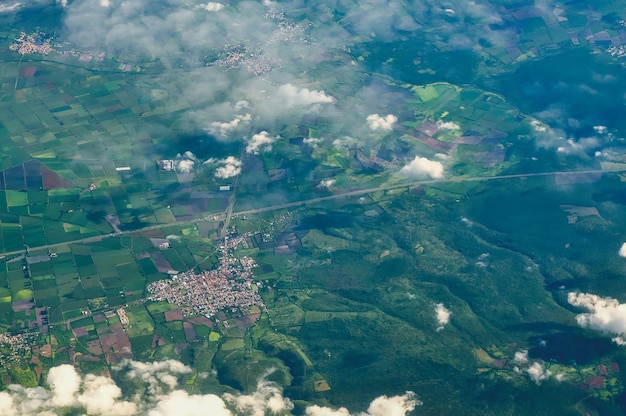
232 168 617 216
0 167 621 257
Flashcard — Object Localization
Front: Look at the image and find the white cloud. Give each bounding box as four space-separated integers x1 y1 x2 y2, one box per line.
149 390 231 416
203 2 224 11
436 120 460 131
306 391 419 416
182 151 197 160
209 114 252 137
513 350 529 364
614 336 626 346
306 406 351 416
366 114 397 131
332 136 358 149
526 362 551 385
223 374 294 416
559 137 601 155
48 364 81 407
460 217 473 227
121 359 192 392
246 131 277 154
234 100 250 110
568 292 626 344
211 156 242 179
0 360 419 416
593 125 608 134
317 179 335 189
0 2 23 14
434 303 451 331
400 156 444 179
530 120 547 132
100 0 110 7
365 392 420 416
619 243 626 258
276 84 334 107
1 364 137 416
303 136 322 147
77 374 137 416
172 151 200 174
176 160 195 173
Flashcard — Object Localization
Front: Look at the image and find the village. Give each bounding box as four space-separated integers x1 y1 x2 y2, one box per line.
147 234 265 319
0 331 39 366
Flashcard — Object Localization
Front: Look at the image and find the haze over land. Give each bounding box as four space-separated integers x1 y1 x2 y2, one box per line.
3 1 626 415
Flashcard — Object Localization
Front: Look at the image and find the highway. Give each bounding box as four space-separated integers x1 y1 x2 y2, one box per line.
0 167 622 258
232 168 618 216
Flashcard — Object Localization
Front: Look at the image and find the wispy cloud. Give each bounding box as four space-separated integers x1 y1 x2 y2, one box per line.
434 303 451 331
208 114 252 138
275 84 335 107
436 120 460 131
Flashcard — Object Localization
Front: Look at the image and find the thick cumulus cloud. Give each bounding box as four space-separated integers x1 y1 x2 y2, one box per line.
513 350 529 364
512 359 564 385
400 156 444 179
208 156 242 179
1 363 137 416
246 131 277 154
306 392 419 416
526 362 552 385
619 243 626 258
48 363 82 407
173 151 199 174
568 292 626 345
0 360 420 416
366 114 397 131
148 390 231 416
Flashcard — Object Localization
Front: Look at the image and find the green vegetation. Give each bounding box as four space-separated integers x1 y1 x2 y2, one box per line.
3 1 626 414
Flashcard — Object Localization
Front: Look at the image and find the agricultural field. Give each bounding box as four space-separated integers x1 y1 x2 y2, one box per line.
4 0 626 415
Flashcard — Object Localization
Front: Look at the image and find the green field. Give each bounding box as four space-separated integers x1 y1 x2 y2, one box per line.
1 1 626 414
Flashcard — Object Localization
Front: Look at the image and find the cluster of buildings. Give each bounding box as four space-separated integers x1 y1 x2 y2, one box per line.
10 31 53 55
208 12 306 76
0 331 38 365
211 43 281 76
147 235 265 319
